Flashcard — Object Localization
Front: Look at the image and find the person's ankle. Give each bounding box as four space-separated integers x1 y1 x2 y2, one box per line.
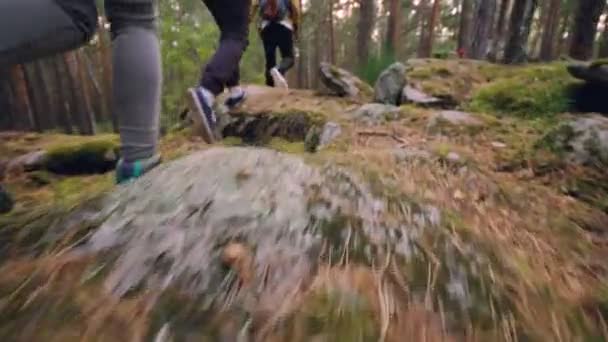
229 86 244 98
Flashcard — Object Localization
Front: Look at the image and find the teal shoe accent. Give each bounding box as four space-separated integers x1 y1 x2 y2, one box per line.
115 155 161 184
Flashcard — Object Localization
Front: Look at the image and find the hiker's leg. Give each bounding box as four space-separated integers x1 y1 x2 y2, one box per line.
0 0 97 67
277 25 295 75
200 0 251 96
262 27 278 87
106 0 161 162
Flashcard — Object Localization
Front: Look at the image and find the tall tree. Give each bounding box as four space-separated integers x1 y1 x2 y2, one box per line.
470 0 496 59
418 0 441 57
539 0 561 61
9 65 35 131
599 14 608 58
503 0 538 64
357 0 376 66
458 0 475 57
490 0 511 60
386 0 403 55
568 0 605 60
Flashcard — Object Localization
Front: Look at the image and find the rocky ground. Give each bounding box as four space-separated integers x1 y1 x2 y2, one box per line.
0 59 607 341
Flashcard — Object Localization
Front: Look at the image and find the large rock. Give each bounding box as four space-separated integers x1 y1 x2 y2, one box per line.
85 147 403 299
45 137 119 175
319 63 373 100
353 103 401 125
539 114 608 166
402 85 444 107
6 150 48 174
567 61 608 86
0 184 14 214
374 62 407 105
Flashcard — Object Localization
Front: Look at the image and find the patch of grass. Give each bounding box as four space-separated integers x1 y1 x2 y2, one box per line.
468 63 577 118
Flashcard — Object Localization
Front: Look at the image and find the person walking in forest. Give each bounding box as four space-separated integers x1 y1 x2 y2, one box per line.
0 0 162 185
187 0 252 144
252 0 300 89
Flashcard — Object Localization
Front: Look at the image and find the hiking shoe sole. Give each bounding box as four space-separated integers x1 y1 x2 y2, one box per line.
270 68 289 89
187 88 216 144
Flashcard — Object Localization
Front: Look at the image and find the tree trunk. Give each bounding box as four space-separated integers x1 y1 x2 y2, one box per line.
556 6 572 57
599 14 608 58
489 0 511 60
539 0 561 61
470 0 496 59
328 0 335 64
77 50 96 135
53 55 74 134
529 0 549 58
63 51 95 135
22 64 44 132
457 0 475 57
418 0 441 58
386 0 403 55
99 19 117 132
9 65 35 131
503 0 538 64
357 0 375 66
568 0 605 61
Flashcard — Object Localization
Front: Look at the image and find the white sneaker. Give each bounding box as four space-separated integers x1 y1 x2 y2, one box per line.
270 68 289 89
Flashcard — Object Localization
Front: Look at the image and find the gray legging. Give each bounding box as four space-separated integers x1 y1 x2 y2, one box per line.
0 0 161 163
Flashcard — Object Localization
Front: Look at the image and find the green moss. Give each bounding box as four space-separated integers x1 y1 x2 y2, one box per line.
221 136 244 146
45 135 119 175
267 138 306 154
589 59 608 68
27 171 53 186
468 64 576 118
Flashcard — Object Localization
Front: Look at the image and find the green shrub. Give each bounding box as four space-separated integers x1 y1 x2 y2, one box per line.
468 64 577 118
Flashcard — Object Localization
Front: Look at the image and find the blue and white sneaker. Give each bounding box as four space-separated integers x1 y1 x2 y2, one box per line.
224 87 247 110
115 154 161 184
187 86 218 144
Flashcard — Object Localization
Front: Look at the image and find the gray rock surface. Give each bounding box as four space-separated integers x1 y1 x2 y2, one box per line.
374 62 407 105
402 86 443 107
353 103 401 125
540 114 608 166
318 121 342 148
567 62 608 85
319 63 373 99
6 150 48 173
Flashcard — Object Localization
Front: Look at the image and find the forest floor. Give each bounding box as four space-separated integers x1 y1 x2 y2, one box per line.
0 59 607 341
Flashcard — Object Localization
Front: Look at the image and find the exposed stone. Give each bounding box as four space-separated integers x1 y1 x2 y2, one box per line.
539 114 608 166
393 148 434 164
6 150 48 174
319 63 373 100
567 62 608 86
402 86 443 107
353 103 401 126
317 121 342 150
374 62 407 105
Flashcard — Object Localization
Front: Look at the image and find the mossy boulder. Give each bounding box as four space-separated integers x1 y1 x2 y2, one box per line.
319 63 374 101
0 184 13 214
374 62 407 105
536 114 608 167
406 58 503 106
222 110 325 145
44 136 119 175
468 64 577 118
